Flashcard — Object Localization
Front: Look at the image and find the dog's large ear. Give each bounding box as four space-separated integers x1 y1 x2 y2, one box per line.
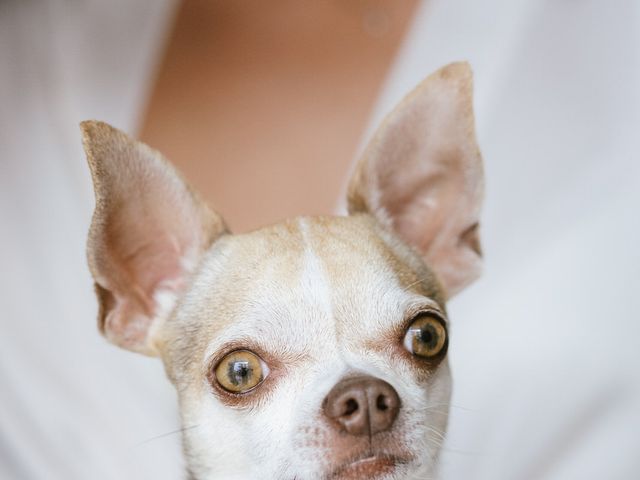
81 121 228 355
348 62 484 298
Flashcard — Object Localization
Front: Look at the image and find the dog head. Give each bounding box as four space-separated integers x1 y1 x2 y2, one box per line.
81 62 483 480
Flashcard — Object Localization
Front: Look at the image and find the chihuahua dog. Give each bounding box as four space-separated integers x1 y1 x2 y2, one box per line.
81 62 483 480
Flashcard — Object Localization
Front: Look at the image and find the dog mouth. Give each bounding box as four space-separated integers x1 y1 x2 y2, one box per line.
328 454 410 479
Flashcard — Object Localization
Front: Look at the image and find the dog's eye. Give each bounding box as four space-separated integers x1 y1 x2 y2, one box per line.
214 350 269 393
403 314 448 358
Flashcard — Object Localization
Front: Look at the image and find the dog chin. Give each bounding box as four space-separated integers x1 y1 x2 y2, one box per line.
325 454 414 480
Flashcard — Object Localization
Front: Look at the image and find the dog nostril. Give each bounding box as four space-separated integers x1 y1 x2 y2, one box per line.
376 394 388 411
344 398 359 416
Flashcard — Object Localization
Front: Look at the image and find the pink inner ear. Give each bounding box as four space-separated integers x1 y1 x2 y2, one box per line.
96 189 205 352
386 146 470 251
97 216 200 351
83 120 226 354
104 186 202 300
347 63 484 297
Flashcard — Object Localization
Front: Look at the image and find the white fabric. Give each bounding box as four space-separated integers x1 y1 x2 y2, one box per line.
0 1 182 478
1 0 639 479
366 1 640 479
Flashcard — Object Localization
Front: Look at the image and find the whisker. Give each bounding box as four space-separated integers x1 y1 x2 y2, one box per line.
439 447 483 456
449 403 474 412
424 425 446 442
420 402 475 412
422 435 443 480
135 424 200 446
418 408 450 416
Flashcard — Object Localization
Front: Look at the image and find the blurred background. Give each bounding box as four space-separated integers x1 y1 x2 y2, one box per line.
1 0 639 479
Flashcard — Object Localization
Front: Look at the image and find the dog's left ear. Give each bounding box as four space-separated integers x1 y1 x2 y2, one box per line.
81 121 228 355
348 62 484 298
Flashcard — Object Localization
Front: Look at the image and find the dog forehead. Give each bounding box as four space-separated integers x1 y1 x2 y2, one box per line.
163 214 443 374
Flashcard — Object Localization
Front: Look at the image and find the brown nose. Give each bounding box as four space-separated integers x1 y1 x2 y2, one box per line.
323 376 400 436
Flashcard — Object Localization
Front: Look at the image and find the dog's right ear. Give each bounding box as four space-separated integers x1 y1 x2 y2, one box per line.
81 121 228 356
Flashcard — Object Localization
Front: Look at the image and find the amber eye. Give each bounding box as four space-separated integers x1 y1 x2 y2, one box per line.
403 314 448 358
214 350 269 393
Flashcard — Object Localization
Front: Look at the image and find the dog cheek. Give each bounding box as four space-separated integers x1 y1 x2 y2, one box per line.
263 381 339 477
176 393 251 478
290 417 336 475
410 361 452 456
381 361 452 466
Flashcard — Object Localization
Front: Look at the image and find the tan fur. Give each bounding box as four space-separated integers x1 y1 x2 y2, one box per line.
156 214 445 387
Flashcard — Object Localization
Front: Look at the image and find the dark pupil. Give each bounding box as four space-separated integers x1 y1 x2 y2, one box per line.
228 360 252 386
419 325 436 348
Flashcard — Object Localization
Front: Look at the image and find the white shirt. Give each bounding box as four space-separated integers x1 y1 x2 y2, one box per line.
1 1 182 478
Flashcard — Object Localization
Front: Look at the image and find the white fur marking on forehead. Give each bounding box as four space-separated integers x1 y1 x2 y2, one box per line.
200 219 338 363
296 218 334 328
